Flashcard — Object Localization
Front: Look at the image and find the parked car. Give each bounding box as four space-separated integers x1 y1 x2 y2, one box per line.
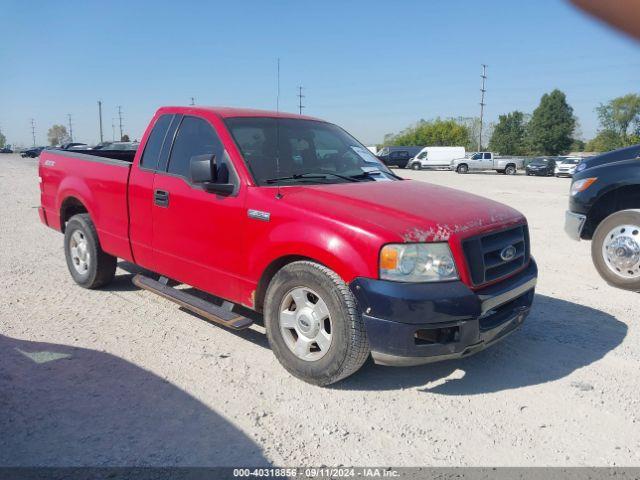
565 144 640 291
451 152 523 175
408 146 465 170
93 141 139 151
0 147 14 153
21 146 45 158
61 142 88 150
555 157 582 177
39 106 537 385
377 146 423 168
526 157 556 176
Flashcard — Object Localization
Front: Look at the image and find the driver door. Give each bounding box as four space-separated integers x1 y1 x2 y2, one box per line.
151 115 246 302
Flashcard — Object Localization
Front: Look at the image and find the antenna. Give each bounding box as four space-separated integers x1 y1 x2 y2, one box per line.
297 85 305 115
98 100 104 143
276 58 280 112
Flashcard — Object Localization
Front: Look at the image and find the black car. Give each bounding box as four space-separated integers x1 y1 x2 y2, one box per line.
525 157 556 176
565 143 640 291
377 146 423 168
21 146 44 158
0 147 13 154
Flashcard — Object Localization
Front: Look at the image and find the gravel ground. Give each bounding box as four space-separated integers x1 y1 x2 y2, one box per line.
1 154 639 467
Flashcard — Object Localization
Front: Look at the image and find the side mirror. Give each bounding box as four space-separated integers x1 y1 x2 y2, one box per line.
189 154 235 196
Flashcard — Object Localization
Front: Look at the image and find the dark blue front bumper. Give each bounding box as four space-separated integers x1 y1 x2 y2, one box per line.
349 259 537 366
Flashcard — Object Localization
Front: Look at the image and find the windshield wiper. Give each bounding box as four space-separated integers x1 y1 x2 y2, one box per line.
265 172 359 184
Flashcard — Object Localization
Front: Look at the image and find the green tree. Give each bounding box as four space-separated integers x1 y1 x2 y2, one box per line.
585 130 640 152
596 93 640 142
386 119 470 148
0 131 6 148
47 125 69 146
488 111 528 155
527 89 576 155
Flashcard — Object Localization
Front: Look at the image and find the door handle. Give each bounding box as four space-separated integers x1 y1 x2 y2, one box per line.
154 189 169 207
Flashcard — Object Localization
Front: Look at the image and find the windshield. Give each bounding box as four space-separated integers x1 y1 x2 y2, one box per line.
561 158 580 164
225 118 396 185
530 159 549 165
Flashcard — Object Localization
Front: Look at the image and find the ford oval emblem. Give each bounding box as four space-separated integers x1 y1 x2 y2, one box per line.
500 245 517 262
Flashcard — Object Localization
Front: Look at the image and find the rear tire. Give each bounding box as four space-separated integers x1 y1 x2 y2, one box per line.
505 165 516 175
457 164 469 174
591 209 640 292
64 213 117 289
264 261 370 386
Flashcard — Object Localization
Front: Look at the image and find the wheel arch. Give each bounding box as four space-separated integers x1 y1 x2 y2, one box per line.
583 184 640 239
59 195 90 233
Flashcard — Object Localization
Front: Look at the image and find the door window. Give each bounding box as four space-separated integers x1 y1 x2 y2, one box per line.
483 153 491 159
167 116 225 179
140 114 173 170
471 153 482 160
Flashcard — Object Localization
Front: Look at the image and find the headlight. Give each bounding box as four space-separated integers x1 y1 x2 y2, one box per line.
575 163 586 173
570 177 597 196
380 243 458 282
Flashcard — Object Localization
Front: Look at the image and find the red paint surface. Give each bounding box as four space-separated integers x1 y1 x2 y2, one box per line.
39 106 528 308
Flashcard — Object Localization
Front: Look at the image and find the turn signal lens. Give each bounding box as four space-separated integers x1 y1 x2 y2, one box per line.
380 245 399 270
570 177 597 196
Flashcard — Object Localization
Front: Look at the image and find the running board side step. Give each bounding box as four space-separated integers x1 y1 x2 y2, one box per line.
132 274 253 330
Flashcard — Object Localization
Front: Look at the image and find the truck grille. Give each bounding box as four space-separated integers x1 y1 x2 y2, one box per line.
462 224 530 286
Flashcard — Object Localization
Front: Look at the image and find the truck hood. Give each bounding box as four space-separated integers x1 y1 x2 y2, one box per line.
283 179 525 242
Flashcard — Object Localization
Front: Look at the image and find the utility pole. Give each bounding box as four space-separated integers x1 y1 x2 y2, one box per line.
30 119 36 146
111 118 116 141
276 57 280 112
98 100 104 143
297 85 305 115
190 97 195 106
117 106 123 140
478 64 487 151
67 114 73 142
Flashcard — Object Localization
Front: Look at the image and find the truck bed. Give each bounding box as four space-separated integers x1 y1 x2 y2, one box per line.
39 149 134 262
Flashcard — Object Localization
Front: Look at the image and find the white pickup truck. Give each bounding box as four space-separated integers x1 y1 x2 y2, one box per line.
451 152 524 175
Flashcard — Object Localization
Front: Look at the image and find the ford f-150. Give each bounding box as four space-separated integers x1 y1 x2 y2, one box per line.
39 106 537 385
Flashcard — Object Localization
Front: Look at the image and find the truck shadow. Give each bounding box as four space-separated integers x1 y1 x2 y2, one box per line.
336 294 627 394
0 334 268 466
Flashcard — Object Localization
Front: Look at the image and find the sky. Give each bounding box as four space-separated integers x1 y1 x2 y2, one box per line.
1 0 639 148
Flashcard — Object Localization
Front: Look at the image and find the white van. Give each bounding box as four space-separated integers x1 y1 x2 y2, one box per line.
408 146 466 170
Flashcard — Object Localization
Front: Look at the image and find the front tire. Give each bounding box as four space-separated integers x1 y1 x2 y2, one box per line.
264 261 370 386
64 213 117 289
591 209 640 292
411 162 421 170
456 164 469 174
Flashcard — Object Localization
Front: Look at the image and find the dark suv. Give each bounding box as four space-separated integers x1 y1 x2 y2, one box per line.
377 146 423 168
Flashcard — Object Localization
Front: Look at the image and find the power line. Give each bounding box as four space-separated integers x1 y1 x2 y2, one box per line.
478 64 487 151
297 85 305 115
30 119 36 147
67 114 73 142
98 100 104 143
117 106 123 141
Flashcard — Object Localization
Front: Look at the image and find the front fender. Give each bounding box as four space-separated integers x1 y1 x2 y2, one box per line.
248 222 376 285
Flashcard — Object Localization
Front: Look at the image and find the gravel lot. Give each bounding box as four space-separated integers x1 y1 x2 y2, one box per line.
1 153 639 467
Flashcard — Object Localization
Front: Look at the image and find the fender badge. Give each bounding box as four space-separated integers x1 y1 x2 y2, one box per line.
247 209 270 222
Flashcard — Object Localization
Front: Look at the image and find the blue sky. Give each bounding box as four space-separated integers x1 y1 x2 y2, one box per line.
2 0 639 147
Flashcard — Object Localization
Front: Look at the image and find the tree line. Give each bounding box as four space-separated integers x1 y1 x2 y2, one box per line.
384 90 640 155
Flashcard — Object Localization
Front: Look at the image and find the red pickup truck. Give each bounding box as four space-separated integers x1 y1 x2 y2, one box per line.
38 106 537 385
